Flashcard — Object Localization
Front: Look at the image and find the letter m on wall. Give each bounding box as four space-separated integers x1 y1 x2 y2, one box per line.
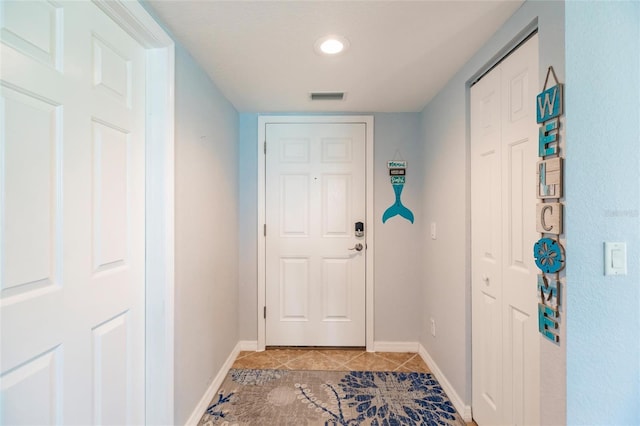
537 84 563 123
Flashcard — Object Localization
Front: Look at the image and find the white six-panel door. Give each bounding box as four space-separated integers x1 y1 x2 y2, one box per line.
1 1 146 424
471 34 539 425
265 122 366 346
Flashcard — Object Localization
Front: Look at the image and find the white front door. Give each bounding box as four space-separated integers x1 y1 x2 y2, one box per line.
471 34 540 425
1 1 146 424
265 122 366 346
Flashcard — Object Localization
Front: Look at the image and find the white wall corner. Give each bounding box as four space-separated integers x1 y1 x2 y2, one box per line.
373 341 420 353
418 344 472 422
184 342 243 426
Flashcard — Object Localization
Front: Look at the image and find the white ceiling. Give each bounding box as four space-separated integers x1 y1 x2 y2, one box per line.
147 0 524 112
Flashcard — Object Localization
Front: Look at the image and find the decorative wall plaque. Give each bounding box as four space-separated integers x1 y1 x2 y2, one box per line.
534 66 565 343
536 202 563 235
537 274 560 342
534 237 565 274
536 82 563 123
537 157 563 199
382 160 414 224
538 118 560 157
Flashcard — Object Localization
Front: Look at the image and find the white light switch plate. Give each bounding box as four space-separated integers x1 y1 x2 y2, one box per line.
430 222 436 240
604 242 627 276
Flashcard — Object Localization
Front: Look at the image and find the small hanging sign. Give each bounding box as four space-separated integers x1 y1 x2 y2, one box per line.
536 84 562 123
537 66 563 157
382 159 414 224
388 160 407 168
536 70 563 123
534 66 565 344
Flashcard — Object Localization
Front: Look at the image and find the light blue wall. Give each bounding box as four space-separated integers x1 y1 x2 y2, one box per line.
237 113 423 343
565 2 640 424
419 1 566 422
237 113 259 339
373 113 423 342
174 44 239 424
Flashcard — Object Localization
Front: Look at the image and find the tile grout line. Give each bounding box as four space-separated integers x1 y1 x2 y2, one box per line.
393 353 416 372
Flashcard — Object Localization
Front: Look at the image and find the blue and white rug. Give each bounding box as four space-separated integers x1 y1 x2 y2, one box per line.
199 369 465 425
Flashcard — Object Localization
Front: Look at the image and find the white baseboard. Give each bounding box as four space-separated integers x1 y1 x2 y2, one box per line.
237 340 258 351
418 344 472 422
184 342 243 426
373 341 420 353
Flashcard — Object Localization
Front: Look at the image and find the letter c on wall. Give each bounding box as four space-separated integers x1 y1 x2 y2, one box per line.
540 204 554 231
536 202 563 235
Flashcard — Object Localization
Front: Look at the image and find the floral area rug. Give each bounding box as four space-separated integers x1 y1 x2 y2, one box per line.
198 369 466 426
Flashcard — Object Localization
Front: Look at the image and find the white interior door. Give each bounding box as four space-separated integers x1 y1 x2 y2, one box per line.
1 1 146 424
471 34 539 425
265 122 366 346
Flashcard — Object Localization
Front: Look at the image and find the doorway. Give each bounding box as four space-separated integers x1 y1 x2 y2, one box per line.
470 34 540 425
257 116 375 350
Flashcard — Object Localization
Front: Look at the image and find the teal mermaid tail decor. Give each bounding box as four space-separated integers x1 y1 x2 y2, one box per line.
382 160 414 224
382 183 414 223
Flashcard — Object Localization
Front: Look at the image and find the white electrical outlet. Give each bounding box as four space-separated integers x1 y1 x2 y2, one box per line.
430 318 436 337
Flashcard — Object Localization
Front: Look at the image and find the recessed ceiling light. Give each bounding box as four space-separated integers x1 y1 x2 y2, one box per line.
314 35 349 55
320 39 344 54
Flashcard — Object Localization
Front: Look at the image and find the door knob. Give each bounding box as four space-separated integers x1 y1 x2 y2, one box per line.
349 243 364 251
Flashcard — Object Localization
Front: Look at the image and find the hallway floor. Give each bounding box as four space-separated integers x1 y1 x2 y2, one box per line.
232 348 430 372
230 348 477 426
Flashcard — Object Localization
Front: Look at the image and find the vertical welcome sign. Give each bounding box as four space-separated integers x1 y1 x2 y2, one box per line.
534 67 565 343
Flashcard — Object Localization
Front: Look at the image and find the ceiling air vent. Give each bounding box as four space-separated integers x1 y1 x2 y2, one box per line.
310 92 345 101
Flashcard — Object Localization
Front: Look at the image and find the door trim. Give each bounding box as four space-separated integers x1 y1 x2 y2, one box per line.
92 2 176 424
257 115 375 351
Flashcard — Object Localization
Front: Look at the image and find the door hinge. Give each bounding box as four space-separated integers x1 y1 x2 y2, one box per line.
263 306 267 319
263 224 266 236
264 141 267 154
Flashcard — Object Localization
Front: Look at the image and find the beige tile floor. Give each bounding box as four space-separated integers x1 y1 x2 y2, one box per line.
231 348 478 426
232 348 430 372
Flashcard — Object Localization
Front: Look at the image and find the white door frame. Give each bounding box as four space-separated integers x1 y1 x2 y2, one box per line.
91 2 175 424
257 115 375 352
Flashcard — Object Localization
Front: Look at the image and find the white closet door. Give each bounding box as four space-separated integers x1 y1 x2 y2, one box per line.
1 2 146 424
471 61 504 426
472 34 539 426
